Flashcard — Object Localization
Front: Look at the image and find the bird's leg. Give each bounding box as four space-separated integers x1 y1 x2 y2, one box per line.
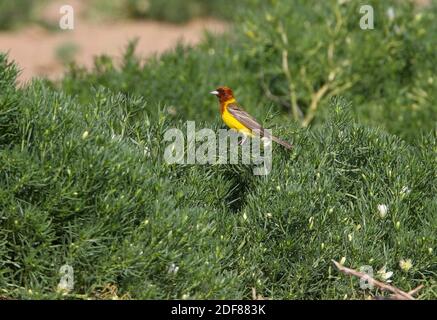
239 134 248 146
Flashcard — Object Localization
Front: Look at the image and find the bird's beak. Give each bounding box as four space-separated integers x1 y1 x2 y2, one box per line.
210 90 219 96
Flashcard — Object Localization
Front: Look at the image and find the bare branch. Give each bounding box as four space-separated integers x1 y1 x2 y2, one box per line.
260 72 290 105
278 23 300 121
332 260 418 300
408 285 424 296
252 287 269 300
302 83 330 127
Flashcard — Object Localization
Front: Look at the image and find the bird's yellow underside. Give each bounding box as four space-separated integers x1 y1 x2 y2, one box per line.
221 100 254 136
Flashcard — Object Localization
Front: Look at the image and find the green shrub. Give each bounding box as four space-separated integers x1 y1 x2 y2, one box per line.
126 0 228 23
1 54 435 299
241 0 437 141
62 38 264 123
235 103 436 298
0 0 36 30
0 56 238 298
55 42 81 66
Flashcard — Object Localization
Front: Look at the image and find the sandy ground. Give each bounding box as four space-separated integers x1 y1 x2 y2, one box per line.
0 0 227 83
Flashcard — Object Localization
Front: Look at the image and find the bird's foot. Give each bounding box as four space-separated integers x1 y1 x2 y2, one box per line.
238 135 248 146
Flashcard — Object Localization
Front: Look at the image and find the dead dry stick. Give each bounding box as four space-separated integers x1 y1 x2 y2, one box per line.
252 287 258 300
408 284 424 296
252 287 269 300
302 83 330 127
332 260 422 300
374 284 424 300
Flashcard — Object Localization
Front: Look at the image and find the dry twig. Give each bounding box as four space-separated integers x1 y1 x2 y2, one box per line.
252 287 269 300
332 260 423 300
278 23 300 122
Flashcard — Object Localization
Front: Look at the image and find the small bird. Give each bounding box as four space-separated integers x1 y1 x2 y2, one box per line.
210 86 292 149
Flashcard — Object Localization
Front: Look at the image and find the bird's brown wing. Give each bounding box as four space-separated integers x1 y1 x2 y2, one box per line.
227 103 293 149
227 103 264 135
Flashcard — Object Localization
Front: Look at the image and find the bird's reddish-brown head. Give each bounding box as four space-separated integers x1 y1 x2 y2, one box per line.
210 86 235 104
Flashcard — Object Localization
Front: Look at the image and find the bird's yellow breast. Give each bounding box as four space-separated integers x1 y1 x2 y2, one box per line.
221 101 252 135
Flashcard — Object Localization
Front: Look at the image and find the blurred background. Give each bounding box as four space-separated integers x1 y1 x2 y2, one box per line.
0 0 229 82
0 0 435 140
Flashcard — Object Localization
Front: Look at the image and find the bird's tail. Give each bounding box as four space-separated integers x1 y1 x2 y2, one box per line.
259 129 292 150
271 135 293 150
